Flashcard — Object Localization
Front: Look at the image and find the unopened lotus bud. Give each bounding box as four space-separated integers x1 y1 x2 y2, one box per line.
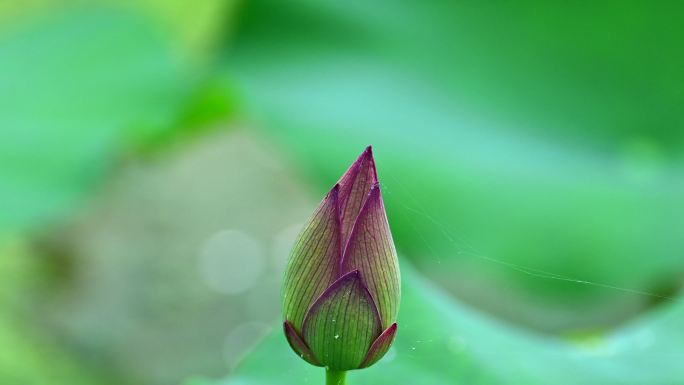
282 146 400 374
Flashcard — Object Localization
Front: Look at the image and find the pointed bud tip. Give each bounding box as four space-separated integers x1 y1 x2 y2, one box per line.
357 145 375 166
363 146 379 184
328 183 341 197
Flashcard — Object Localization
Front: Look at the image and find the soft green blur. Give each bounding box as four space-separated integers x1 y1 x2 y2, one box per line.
0 2 682 385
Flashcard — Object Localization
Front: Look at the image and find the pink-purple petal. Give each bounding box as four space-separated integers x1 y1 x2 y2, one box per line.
341 184 401 328
282 146 401 370
284 321 322 366
282 185 342 331
359 323 398 368
336 146 378 244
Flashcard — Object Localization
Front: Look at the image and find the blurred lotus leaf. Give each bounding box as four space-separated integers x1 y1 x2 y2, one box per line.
0 6 196 235
223 0 684 331
191 264 684 385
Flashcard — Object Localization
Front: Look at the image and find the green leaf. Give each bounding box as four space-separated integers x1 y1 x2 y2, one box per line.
223 0 684 328
0 7 192 235
0 240 110 385
0 0 236 59
191 264 684 385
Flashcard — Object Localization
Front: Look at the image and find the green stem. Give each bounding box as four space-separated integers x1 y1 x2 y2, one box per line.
325 369 347 385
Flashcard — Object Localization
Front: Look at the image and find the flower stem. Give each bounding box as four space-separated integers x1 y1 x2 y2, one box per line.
326 369 346 385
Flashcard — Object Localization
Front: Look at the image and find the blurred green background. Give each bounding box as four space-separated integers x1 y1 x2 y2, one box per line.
1 2 682 385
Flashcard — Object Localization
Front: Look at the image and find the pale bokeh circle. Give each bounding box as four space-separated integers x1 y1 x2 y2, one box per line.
198 229 264 294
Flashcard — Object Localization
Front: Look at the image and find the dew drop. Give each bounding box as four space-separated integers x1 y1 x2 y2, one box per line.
334 334 340 339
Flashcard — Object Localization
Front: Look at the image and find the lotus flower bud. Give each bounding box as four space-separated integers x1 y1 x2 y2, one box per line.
282 146 400 372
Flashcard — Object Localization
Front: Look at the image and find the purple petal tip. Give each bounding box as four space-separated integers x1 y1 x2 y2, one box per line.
359 322 398 368
283 320 322 366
